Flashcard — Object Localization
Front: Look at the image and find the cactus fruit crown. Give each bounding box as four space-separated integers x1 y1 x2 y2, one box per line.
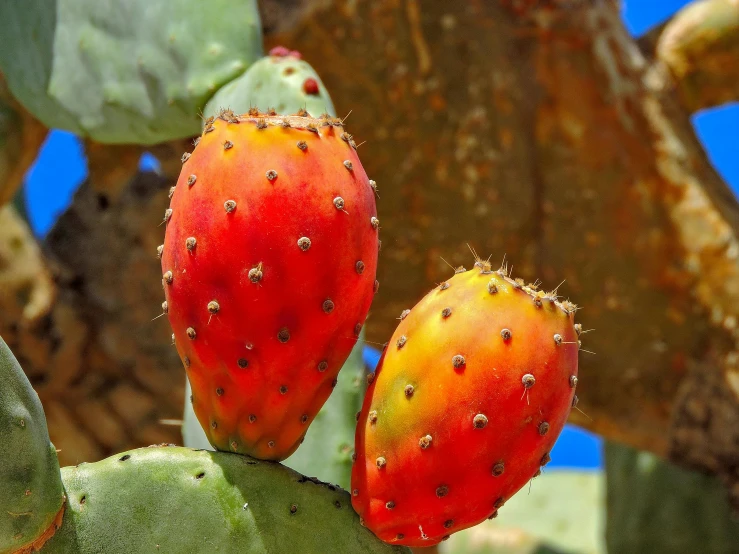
351 254 581 547
162 106 378 462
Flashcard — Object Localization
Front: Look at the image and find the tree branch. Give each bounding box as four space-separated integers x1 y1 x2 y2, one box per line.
657 0 739 113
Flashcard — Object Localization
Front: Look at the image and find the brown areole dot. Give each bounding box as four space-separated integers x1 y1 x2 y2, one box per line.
248 264 263 283
404 384 414 398
207 300 220 314
181 152 191 163
322 299 335 313
370 217 379 229
419 435 433 449
354 323 362 336
211 420 217 429
297 237 311 251
266 169 278 181
297 140 307 151
187 174 196 186
494 497 505 509
187 327 196 340
492 461 505 476
331 378 338 388
436 485 449 498
369 410 378 424
301 414 309 424
216 387 224 396
439 282 450 291
163 209 173 223
385 501 395 510
162 301 168 314
538 421 550 436
444 520 453 529
373 280 380 293
522 373 536 389
249 414 257 423
487 280 498 294
333 196 345 210
473 414 488 428
541 452 551 466
186 237 197 251
317 360 328 372
184 356 190 368
452 355 465 369
268 440 276 448
574 323 583 336
441 307 452 318
375 456 386 469
570 375 578 388
280 385 288 395
355 261 365 274
501 328 512 341
277 328 290 343
553 333 563 345
343 160 353 171
400 309 411 320
572 395 579 408
156 245 164 259
223 140 233 150
224 200 237 213
237 358 249 368
397 335 407 349
168 186 176 199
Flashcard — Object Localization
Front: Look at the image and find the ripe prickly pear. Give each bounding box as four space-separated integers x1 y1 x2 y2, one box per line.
161 109 379 461
351 261 580 547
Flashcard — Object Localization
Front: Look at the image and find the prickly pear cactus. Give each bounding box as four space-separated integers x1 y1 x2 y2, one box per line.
0 337 65 553
39 446 407 554
0 0 262 144
161 110 378 462
183 336 368 490
605 442 739 554
352 262 581 547
204 47 335 119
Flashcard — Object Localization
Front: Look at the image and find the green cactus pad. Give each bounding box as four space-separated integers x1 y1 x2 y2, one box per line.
204 50 335 119
0 0 263 145
0 337 64 553
605 442 739 554
41 446 407 553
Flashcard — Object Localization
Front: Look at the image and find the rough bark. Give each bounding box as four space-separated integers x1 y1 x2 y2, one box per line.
1 0 738 509
262 0 739 506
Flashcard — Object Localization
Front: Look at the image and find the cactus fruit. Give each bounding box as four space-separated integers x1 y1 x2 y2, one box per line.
204 47 335 120
0 337 65 554
162 109 378 461
351 261 580 547
0 0 263 144
182 335 368 490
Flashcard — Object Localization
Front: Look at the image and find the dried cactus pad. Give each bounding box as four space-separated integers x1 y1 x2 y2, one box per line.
0 0 262 144
0 337 64 553
204 48 336 119
41 446 408 554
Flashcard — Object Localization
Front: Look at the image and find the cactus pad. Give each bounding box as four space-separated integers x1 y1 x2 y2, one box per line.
0 0 263 144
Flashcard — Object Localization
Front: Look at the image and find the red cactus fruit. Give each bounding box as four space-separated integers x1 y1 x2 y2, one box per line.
161 109 379 461
351 260 580 547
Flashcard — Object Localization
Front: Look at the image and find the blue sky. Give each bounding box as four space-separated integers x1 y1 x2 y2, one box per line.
21 0 738 469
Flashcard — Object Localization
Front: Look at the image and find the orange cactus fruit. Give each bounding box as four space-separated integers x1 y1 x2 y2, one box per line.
351 259 580 547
